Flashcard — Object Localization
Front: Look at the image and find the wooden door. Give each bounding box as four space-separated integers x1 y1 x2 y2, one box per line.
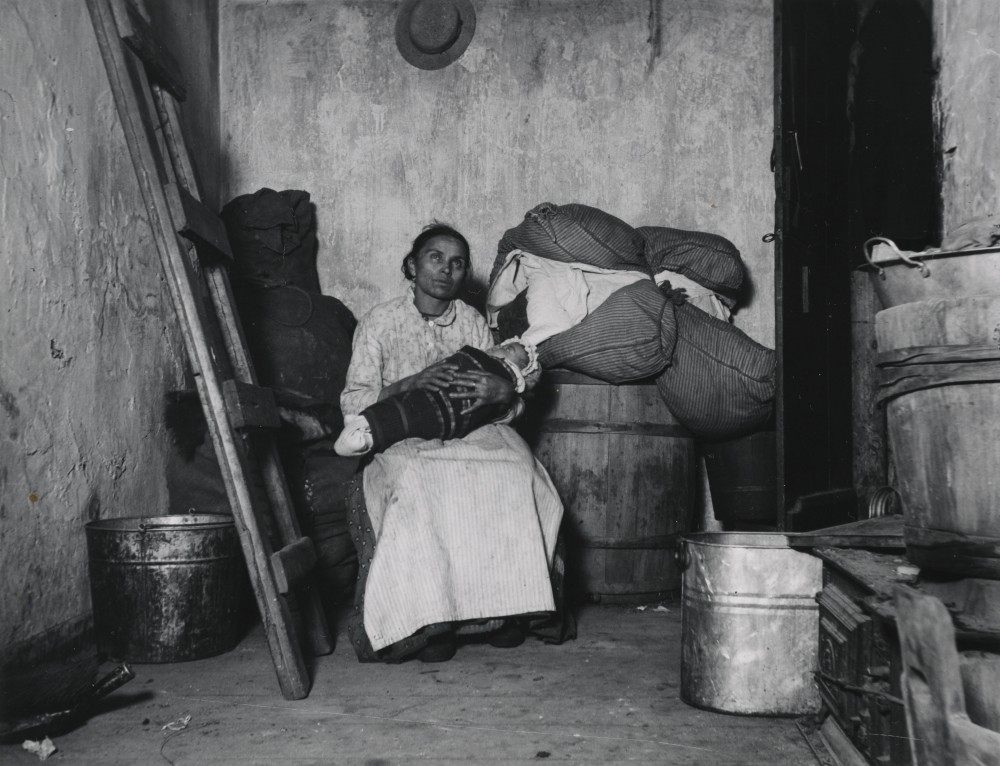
774 0 857 530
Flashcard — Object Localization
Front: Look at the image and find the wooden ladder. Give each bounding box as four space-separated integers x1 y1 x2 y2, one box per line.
85 0 331 699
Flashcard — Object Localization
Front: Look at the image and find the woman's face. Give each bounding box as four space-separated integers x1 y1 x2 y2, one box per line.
408 235 469 302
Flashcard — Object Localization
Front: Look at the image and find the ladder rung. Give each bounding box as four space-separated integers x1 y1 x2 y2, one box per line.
222 380 281 430
120 1 187 101
178 187 234 263
271 537 318 595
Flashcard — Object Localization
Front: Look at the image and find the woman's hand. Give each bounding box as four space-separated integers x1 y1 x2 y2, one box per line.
447 371 515 415
410 361 460 392
379 361 460 400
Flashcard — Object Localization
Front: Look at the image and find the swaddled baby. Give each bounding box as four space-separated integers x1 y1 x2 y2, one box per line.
334 338 540 457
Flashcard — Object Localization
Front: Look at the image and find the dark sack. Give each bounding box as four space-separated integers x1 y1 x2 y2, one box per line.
235 285 356 409
282 444 361 614
655 303 775 440
538 280 677 383
491 202 648 285
221 188 321 292
638 225 746 307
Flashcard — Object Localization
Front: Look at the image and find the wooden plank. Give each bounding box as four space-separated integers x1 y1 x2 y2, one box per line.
818 717 870 766
271 537 318 595
604 383 690 596
787 515 904 549
850 270 887 518
119 0 188 101
178 187 234 262
222 380 281 430
85 0 315 699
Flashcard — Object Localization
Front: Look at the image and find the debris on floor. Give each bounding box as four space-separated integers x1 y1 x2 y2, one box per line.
162 714 192 732
21 736 57 761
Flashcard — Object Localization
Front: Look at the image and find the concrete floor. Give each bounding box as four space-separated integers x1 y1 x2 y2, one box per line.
3 604 824 765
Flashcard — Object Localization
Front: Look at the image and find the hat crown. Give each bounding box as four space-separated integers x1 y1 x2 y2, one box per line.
407 0 463 55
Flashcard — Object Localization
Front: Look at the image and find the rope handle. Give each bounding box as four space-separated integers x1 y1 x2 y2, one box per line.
862 237 932 280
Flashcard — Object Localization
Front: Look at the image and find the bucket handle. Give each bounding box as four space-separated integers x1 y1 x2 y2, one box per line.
863 237 932 280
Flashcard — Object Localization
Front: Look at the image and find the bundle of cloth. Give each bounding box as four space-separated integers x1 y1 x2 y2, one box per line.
216 188 361 615
487 202 775 440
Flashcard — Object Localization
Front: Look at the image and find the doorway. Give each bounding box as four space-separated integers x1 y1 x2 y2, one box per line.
773 0 939 531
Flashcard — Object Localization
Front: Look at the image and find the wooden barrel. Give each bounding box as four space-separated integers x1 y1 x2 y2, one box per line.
700 428 777 527
876 296 1000 579
518 370 695 603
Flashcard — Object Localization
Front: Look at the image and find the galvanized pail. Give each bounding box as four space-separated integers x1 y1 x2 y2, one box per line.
86 514 248 663
679 532 822 715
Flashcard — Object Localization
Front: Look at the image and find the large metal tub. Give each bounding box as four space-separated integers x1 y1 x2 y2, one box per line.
679 532 823 716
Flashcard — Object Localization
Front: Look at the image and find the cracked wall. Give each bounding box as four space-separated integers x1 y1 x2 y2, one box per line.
0 1 196 651
220 0 775 347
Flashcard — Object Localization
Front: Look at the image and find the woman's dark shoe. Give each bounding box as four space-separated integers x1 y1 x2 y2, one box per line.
416 633 457 663
488 620 526 649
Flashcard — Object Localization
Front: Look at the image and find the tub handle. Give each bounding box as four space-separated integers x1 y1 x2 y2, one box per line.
863 237 932 280
675 540 690 572
867 486 903 518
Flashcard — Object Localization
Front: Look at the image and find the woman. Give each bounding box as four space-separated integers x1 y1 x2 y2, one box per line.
340 223 566 663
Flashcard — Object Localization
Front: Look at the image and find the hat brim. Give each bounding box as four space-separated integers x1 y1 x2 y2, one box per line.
395 0 477 71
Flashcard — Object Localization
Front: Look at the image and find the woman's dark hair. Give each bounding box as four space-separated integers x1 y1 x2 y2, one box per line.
401 222 471 280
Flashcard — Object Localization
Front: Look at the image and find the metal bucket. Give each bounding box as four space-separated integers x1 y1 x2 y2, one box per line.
679 532 823 715
86 514 249 663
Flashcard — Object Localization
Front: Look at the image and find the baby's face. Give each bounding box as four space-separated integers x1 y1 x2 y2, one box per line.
501 343 529 369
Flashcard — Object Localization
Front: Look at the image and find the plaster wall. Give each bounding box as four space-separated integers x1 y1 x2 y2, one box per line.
220 0 775 346
0 1 214 651
934 0 1000 234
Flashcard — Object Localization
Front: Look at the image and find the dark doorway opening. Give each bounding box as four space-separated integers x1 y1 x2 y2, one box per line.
774 0 940 531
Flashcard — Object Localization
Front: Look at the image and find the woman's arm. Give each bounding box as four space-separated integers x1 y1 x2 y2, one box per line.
340 318 385 416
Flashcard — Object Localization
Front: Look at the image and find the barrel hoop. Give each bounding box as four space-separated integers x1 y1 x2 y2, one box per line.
538 418 692 438
877 344 1000 368
88 558 237 565
877 359 1000 403
574 533 679 550
544 369 657 386
586 585 680 598
712 485 775 494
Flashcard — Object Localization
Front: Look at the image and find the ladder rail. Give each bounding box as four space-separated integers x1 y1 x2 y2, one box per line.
152 84 333 656
85 0 327 699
